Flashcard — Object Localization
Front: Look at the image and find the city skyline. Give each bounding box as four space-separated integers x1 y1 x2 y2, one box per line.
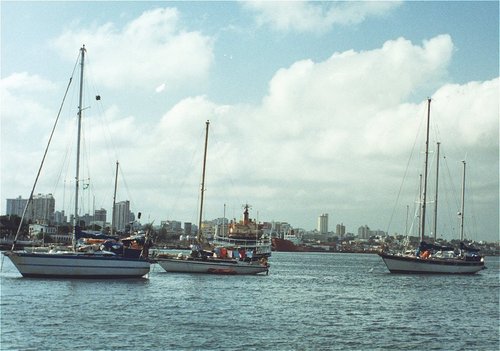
1 2 498 242
2 193 445 241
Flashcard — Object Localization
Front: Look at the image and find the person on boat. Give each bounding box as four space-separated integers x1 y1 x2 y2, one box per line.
238 248 246 261
244 250 253 262
200 250 210 260
189 243 202 258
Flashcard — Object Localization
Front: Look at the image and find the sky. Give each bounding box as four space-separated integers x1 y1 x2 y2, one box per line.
1 1 498 242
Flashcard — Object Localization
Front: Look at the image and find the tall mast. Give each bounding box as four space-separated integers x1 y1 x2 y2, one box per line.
111 161 119 236
73 45 86 250
405 204 409 237
198 120 210 244
223 203 226 237
459 160 466 241
256 210 259 241
432 142 440 242
418 173 422 237
420 98 431 243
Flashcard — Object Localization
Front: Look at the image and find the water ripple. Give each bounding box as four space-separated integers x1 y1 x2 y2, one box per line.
1 253 498 350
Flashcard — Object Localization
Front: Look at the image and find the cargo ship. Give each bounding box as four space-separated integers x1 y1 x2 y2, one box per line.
271 230 308 252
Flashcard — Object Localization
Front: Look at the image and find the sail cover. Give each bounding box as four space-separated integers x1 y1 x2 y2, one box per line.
419 241 455 252
75 227 119 241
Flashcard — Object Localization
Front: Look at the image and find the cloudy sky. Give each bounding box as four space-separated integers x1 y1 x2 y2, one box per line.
1 1 498 242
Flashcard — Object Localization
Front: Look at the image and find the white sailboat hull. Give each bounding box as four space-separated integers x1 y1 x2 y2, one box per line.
156 257 269 275
4 251 150 278
379 253 484 274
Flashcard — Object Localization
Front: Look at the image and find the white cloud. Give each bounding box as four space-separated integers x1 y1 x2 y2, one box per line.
133 34 496 240
51 7 214 90
1 72 57 92
155 83 166 93
244 1 402 33
2 33 498 241
431 79 499 148
0 72 58 140
0 73 61 205
255 35 454 164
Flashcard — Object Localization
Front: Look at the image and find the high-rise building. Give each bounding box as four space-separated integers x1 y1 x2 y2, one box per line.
89 208 106 229
272 221 282 236
318 213 328 234
31 194 55 224
161 220 182 233
94 208 107 223
54 210 67 224
6 196 28 217
184 222 192 236
80 213 94 227
113 200 130 232
336 223 346 237
358 225 370 239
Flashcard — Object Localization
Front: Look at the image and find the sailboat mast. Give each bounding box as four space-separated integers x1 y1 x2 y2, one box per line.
418 174 422 237
460 160 466 241
433 142 440 242
198 120 210 244
405 204 409 237
111 161 119 236
223 203 226 237
420 98 431 243
73 45 86 250
255 210 259 241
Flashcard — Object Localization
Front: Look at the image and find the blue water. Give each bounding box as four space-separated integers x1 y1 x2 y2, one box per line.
1 252 498 350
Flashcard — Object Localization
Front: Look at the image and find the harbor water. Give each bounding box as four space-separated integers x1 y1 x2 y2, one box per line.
1 252 498 350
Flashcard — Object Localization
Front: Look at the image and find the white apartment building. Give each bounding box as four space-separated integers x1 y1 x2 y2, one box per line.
113 200 130 232
318 213 328 234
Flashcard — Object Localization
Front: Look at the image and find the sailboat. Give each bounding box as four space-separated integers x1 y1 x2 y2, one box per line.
155 121 270 275
378 98 485 274
3 46 151 278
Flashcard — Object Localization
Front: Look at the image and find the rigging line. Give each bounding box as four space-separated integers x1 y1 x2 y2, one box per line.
442 146 461 211
50 119 76 198
85 52 140 217
167 124 206 221
441 147 461 239
461 162 477 241
97 106 119 179
408 204 419 238
82 53 113 163
82 54 104 200
86 53 122 171
62 122 77 215
442 172 456 240
402 199 419 240
386 106 425 235
93 82 120 170
51 60 81 206
79 114 92 216
12 75 76 248
118 164 136 213
89 94 119 212
209 122 243 209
